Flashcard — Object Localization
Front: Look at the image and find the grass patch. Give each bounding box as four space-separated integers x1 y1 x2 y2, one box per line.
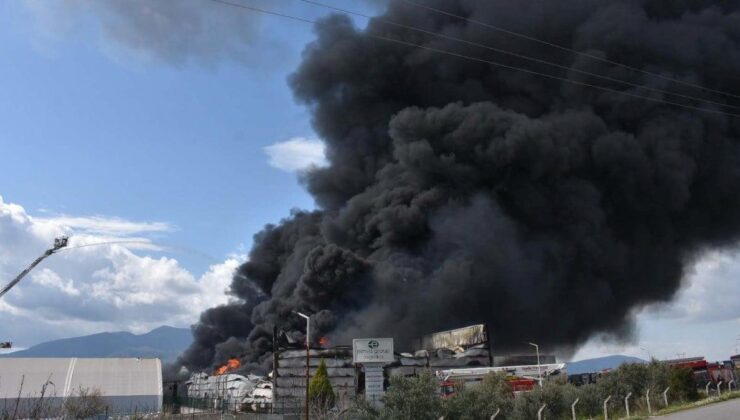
574 391 740 419
652 390 740 416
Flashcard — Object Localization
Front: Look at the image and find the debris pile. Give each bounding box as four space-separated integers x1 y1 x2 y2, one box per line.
185 372 273 412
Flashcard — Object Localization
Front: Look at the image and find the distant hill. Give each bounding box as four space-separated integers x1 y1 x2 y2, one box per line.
1 326 192 362
566 355 646 375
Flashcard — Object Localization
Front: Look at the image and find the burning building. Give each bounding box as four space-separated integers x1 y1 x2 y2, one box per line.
185 372 273 412
183 358 273 413
175 0 740 380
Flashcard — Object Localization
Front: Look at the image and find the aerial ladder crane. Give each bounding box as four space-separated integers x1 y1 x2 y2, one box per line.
0 236 69 299
0 237 69 348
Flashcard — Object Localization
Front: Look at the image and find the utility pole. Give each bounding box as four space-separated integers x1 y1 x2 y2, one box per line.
272 325 279 414
0 237 68 299
293 311 310 420
528 342 542 387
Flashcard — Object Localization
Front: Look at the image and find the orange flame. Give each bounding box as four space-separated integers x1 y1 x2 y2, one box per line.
319 336 329 346
215 358 241 375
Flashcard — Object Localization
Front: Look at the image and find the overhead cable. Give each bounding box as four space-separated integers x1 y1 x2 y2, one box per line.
397 0 740 101
207 0 739 118
300 0 740 111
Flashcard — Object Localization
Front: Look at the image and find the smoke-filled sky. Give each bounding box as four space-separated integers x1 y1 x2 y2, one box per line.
2 0 740 363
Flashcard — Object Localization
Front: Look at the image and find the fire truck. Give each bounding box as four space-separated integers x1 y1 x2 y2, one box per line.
436 363 566 398
664 357 737 385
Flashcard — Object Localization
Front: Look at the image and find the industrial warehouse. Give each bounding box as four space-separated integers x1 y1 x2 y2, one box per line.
0 358 162 417
167 325 564 414
161 324 740 416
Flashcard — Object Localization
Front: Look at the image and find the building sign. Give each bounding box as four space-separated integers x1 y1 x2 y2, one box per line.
353 338 394 364
418 324 488 350
364 363 385 406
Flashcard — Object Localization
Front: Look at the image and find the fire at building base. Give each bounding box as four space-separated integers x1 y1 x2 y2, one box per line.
172 324 565 414
167 324 740 415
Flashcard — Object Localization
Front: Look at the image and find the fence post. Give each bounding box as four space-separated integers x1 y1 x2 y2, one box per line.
646 389 652 415
705 382 711 397
571 397 579 420
717 381 723 397
603 395 612 420
490 408 500 419
663 386 670 406
729 380 735 392
537 403 547 420
624 392 632 418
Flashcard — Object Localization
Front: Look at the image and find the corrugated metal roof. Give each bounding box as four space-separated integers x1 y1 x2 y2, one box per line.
0 358 162 399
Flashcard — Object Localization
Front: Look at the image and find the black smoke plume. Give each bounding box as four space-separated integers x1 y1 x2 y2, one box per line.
177 0 740 373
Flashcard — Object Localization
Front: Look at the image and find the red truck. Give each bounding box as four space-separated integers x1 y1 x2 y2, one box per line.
436 363 565 398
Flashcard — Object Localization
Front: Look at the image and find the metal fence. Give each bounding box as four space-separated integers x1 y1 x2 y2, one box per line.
164 394 355 419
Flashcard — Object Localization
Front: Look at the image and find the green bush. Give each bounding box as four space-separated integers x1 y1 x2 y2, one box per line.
63 386 107 418
380 372 442 420
343 360 700 419
509 379 581 420
540 378 579 418
442 373 514 420
343 396 379 420
575 383 603 418
668 367 699 402
512 387 547 420
309 359 336 409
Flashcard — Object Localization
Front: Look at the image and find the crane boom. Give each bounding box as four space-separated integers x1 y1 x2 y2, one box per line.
0 237 69 299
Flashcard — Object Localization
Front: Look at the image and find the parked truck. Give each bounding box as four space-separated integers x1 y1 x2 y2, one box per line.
436 363 566 398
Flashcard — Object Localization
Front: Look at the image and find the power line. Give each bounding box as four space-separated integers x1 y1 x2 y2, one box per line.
397 0 740 102
369 34 738 117
207 0 739 118
210 0 314 24
300 0 740 111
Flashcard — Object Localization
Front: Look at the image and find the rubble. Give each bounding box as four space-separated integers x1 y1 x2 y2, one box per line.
185 372 273 412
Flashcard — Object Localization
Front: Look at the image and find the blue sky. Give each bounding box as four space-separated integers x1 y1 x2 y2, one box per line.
0 0 739 362
0 1 327 274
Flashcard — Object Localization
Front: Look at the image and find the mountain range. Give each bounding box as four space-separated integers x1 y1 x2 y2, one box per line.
3 326 645 373
0 326 192 362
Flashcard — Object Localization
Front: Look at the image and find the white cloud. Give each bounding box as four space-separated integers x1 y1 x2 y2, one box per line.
31 268 80 297
655 250 740 323
22 0 269 67
264 137 328 172
34 215 171 236
0 195 239 347
572 249 740 362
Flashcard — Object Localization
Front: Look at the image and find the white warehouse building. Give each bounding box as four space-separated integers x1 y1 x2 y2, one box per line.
0 358 162 416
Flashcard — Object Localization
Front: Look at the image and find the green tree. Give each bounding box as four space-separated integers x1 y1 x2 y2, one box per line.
575 383 603 418
668 367 699 402
309 359 336 409
344 396 379 420
442 373 514 420
381 372 442 420
509 379 580 420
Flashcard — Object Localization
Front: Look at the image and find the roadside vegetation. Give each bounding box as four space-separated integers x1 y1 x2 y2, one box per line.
0 379 107 420
342 360 736 420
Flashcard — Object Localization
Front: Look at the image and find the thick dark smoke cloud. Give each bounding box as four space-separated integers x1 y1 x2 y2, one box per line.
178 0 740 373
